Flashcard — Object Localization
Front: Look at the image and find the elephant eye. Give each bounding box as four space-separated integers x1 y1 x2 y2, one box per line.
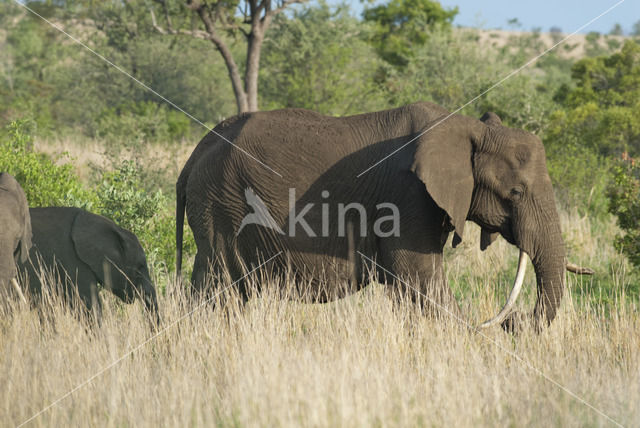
510 187 523 201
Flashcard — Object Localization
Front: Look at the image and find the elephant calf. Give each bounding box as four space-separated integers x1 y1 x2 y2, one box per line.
19 207 159 325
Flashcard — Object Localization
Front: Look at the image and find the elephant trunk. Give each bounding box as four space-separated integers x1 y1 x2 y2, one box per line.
487 196 566 333
140 276 160 328
521 198 566 331
530 237 566 329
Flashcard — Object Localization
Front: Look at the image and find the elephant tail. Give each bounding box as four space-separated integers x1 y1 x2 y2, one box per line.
176 181 186 277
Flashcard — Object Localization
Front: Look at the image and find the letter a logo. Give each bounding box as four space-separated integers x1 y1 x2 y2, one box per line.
237 188 284 236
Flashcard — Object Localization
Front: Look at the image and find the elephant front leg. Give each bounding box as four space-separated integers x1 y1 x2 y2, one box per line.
378 231 461 322
79 283 103 327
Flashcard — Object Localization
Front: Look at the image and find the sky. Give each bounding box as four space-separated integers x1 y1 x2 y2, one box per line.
438 0 639 34
344 0 639 35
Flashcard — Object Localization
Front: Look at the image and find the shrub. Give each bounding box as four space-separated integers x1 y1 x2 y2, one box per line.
547 40 640 157
0 120 94 207
94 160 195 276
95 101 192 144
607 156 640 268
546 144 611 218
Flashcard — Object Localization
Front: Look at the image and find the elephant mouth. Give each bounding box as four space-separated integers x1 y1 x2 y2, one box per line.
501 220 518 246
473 218 517 246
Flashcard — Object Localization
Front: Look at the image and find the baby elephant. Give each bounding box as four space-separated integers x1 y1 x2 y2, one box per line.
20 207 159 325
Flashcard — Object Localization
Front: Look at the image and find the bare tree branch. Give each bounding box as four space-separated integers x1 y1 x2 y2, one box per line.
150 6 211 39
267 0 305 18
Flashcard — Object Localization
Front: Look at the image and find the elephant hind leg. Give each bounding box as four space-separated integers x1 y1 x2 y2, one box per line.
190 250 212 298
189 249 250 310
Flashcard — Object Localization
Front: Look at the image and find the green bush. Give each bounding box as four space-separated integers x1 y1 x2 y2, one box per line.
607 157 640 268
0 120 94 207
546 144 611 218
547 40 640 157
94 160 195 276
543 40 640 218
95 101 193 144
260 3 386 115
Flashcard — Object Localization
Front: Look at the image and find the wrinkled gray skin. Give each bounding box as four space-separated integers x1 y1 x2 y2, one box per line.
0 173 32 301
20 207 159 325
177 102 566 332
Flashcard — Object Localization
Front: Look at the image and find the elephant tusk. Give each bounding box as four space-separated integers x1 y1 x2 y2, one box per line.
566 261 594 275
477 250 527 330
11 277 27 305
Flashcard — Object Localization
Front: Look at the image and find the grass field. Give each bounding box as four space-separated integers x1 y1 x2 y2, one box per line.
1 210 638 427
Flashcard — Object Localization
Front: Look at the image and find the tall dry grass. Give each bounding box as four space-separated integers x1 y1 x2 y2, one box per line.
1 209 639 427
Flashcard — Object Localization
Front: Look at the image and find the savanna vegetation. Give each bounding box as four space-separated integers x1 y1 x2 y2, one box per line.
1 0 639 426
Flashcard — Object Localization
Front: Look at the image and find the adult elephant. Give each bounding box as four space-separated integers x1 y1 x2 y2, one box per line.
0 172 32 305
20 207 159 325
177 102 566 332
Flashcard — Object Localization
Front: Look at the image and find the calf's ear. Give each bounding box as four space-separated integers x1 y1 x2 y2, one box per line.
71 211 129 287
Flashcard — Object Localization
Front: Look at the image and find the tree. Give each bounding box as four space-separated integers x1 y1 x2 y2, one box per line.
150 0 307 113
260 3 386 115
362 0 457 67
609 23 624 36
507 17 521 29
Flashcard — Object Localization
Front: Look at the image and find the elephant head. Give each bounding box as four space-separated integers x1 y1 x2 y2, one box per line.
70 212 159 325
411 112 565 331
0 172 32 288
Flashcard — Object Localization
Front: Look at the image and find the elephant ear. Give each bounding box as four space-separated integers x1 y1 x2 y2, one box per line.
410 115 483 246
478 112 502 251
480 228 499 251
71 210 128 286
480 111 502 127
18 189 32 264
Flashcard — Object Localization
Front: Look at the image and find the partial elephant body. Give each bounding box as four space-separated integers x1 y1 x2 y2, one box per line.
178 102 566 330
20 207 159 324
0 172 32 307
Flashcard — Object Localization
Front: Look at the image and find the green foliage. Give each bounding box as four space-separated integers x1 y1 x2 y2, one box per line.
260 3 386 115
0 120 94 207
95 161 165 234
363 0 457 67
544 40 640 217
385 29 563 133
548 41 640 157
607 158 640 269
95 101 192 143
0 1 234 140
546 144 611 218
94 160 195 275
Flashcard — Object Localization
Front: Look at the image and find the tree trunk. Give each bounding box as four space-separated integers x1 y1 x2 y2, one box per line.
210 35 249 113
245 19 269 112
